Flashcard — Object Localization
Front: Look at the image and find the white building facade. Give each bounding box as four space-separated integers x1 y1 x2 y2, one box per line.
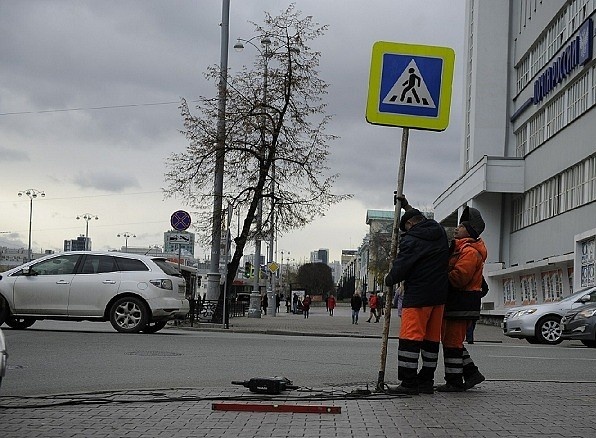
434 0 596 316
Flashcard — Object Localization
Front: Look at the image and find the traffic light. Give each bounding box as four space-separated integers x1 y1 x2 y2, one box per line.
244 262 252 278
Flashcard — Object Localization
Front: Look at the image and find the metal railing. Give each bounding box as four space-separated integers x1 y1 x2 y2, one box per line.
187 299 248 325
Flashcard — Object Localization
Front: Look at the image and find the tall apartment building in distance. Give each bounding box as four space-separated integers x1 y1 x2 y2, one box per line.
310 248 329 265
64 235 91 251
434 1 596 315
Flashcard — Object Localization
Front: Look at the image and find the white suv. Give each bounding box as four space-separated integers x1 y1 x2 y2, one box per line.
0 252 189 333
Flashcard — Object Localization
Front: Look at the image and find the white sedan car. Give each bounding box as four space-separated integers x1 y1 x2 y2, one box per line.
502 286 596 345
0 251 189 333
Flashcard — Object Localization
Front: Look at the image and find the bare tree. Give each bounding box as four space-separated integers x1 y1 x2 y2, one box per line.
368 228 392 291
164 5 349 312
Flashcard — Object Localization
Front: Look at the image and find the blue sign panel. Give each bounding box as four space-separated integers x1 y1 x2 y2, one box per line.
378 54 443 118
170 210 191 231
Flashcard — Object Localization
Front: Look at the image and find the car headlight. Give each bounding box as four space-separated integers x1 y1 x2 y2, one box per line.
575 308 596 320
149 279 173 290
514 309 537 318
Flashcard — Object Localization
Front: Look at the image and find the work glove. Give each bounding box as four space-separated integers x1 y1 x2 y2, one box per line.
396 195 412 211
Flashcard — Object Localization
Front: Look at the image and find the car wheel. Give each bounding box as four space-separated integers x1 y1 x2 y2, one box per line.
0 297 8 325
535 316 563 345
109 297 148 333
526 336 541 344
5 316 36 330
581 340 596 348
142 321 167 334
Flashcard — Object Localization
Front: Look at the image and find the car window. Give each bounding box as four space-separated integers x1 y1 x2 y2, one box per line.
114 257 149 272
29 255 81 276
153 259 182 276
80 255 118 274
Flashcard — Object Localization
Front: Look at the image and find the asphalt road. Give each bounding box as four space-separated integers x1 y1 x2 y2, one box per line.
2 320 596 397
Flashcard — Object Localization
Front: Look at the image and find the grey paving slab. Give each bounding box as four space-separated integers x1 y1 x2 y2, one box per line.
1 381 595 438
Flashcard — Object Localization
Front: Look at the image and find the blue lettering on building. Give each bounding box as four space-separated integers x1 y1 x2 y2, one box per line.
533 18 593 104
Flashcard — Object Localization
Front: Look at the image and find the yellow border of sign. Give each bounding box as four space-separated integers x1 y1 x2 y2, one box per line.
366 41 455 131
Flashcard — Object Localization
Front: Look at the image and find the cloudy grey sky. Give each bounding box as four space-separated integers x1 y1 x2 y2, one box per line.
0 0 465 263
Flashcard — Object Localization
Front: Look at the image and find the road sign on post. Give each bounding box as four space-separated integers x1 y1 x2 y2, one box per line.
366 41 455 131
171 210 191 231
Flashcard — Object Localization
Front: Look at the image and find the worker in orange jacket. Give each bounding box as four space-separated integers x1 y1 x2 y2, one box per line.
437 206 487 392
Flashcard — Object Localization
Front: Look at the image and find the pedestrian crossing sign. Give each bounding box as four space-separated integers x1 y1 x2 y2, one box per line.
366 41 455 131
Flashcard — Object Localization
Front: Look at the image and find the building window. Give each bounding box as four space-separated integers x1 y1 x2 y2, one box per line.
516 55 531 94
567 71 590 123
546 13 566 60
503 278 516 306
520 274 538 304
512 154 596 231
528 110 545 153
586 155 596 202
542 269 563 302
546 93 565 138
568 0 594 34
515 126 528 157
581 237 596 288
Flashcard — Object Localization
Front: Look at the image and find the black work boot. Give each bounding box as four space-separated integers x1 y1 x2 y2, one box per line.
438 347 465 392
386 383 419 395
464 371 485 390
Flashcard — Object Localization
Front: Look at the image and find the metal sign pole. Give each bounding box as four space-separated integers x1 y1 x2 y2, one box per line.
178 245 182 271
377 127 409 391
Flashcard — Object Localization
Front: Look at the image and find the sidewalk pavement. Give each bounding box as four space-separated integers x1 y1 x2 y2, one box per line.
184 303 511 344
2 304 595 437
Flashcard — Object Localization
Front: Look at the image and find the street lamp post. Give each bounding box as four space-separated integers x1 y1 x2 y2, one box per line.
234 35 272 316
18 189 45 262
76 213 98 251
117 232 135 252
280 250 290 296
206 0 230 303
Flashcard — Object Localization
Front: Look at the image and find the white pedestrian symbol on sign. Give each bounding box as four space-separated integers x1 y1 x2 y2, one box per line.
382 59 436 108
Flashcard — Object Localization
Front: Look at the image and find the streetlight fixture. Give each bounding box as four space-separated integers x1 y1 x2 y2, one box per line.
235 34 272 316
117 232 136 252
76 213 98 251
18 189 45 262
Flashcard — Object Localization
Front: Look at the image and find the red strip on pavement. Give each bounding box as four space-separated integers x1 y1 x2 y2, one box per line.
211 403 341 414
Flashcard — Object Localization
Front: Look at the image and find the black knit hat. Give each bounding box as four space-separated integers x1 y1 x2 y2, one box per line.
399 208 423 232
459 206 485 239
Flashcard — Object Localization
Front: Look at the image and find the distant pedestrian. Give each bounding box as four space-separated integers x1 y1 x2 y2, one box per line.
302 295 312 319
261 294 268 316
350 292 362 324
362 294 368 312
286 295 291 313
292 293 299 314
276 293 281 313
376 292 384 322
466 320 476 344
393 284 404 317
327 294 336 316
366 292 378 323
